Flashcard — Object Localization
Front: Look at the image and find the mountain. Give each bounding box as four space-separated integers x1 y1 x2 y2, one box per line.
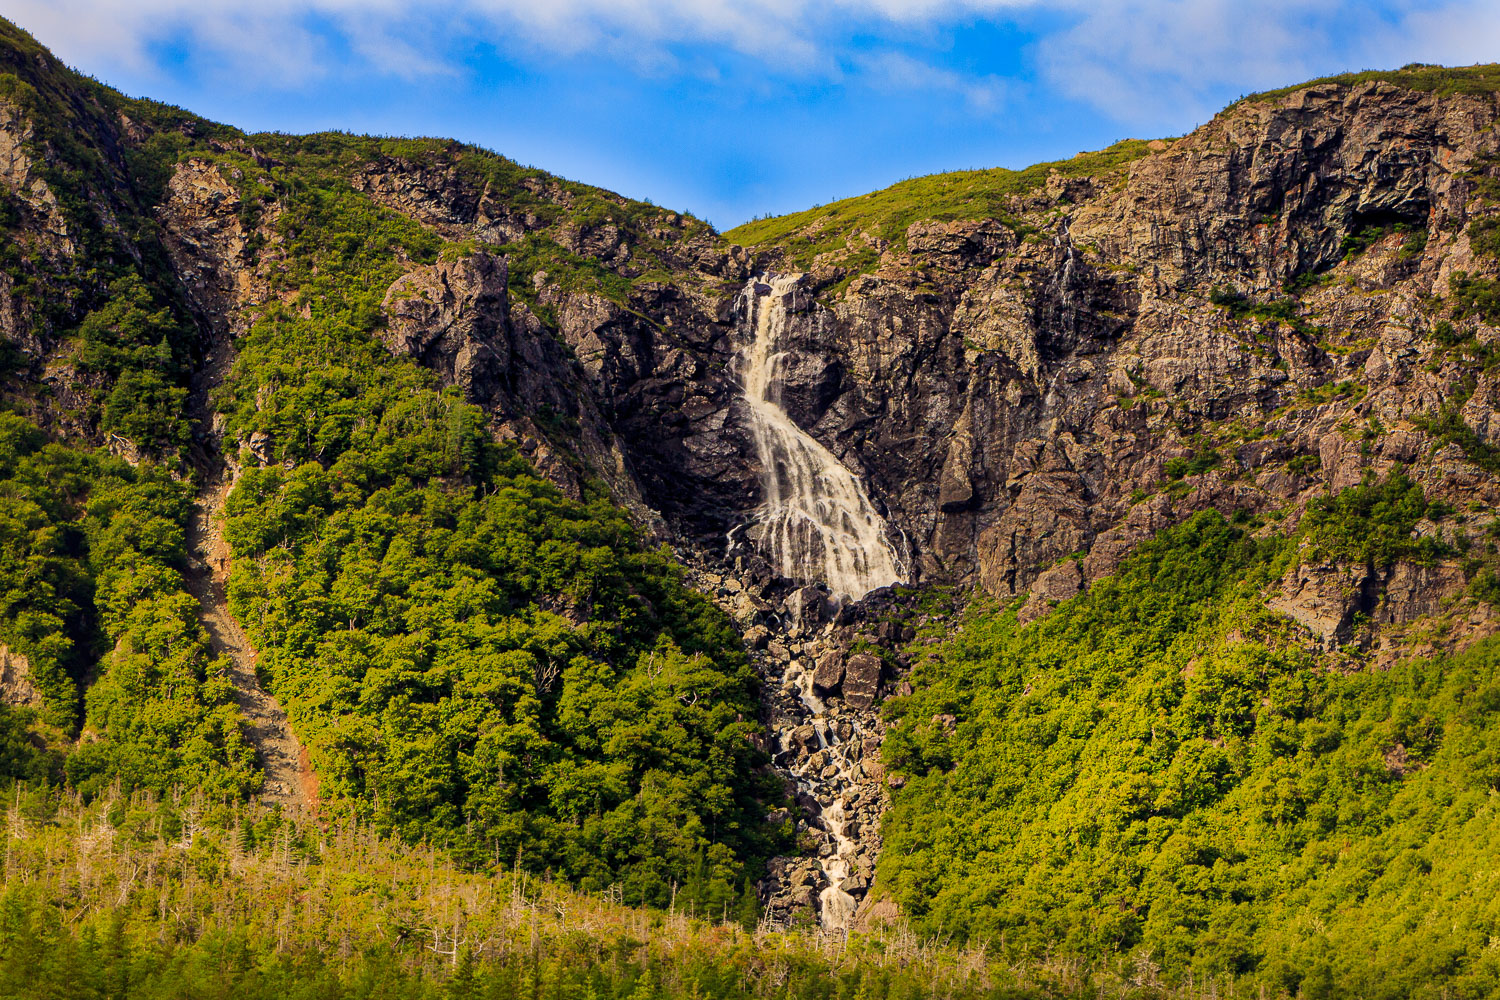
4 13 1500 994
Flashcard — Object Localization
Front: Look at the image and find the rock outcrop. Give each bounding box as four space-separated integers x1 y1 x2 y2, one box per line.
381 253 511 396
0 645 41 709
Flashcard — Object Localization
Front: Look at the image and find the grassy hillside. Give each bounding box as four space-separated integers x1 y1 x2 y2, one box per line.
0 785 1123 1000
725 140 1158 270
1240 62 1500 105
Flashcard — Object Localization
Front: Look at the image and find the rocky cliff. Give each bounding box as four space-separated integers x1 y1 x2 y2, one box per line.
9 34 1499 635
338 75 1500 662
5 17 1500 931
727 81 1500 629
542 75 1500 670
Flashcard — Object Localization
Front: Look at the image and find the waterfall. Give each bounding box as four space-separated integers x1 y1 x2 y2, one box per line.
816 798 859 932
777 659 871 934
737 274 904 601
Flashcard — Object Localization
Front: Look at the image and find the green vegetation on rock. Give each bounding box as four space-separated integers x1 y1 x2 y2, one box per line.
0 412 260 795
211 154 787 907
726 140 1158 269
1300 470 1451 567
1240 62 1500 105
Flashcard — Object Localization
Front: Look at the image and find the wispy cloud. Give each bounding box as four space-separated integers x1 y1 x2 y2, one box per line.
5 0 1495 125
1399 0 1500 66
1037 0 1500 129
853 51 1008 113
7 0 1033 81
1037 0 1323 127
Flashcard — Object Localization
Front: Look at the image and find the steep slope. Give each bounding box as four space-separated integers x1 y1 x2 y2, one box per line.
183 473 311 808
0 17 788 907
8 11 1500 979
880 508 1500 993
720 69 1500 644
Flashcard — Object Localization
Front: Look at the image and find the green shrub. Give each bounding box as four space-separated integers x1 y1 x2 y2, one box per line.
1210 286 1318 335
1300 470 1451 566
1471 215 1500 259
1451 271 1500 324
1400 226 1430 259
1164 448 1220 480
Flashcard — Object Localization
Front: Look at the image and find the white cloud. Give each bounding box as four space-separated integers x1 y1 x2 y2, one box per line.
1399 0 1500 67
6 0 1034 79
4 0 1495 125
1035 0 1500 130
1036 0 1322 127
854 51 1008 112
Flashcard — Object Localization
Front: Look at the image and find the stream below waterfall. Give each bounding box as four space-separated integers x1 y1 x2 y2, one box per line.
721 274 912 931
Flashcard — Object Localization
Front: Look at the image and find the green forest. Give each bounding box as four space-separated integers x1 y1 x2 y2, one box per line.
10 485 1500 999
0 174 789 922
213 169 786 906
4 12 1500 1000
880 506 1500 998
0 414 258 794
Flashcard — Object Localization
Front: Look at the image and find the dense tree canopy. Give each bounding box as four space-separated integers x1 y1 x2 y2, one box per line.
881 510 1500 997
209 162 787 907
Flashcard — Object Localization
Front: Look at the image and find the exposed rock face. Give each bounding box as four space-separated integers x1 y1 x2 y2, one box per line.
381 253 510 396
1020 559 1087 623
1070 82 1476 290
15 73 1497 629
1268 561 1385 650
1378 561 1469 623
841 654 882 710
672 81 1500 636
0 645 41 709
1270 557 1472 650
159 158 264 332
812 649 844 690
0 100 72 267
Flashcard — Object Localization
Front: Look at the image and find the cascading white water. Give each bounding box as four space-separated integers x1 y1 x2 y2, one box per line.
816 798 859 930
738 275 904 601
776 661 869 932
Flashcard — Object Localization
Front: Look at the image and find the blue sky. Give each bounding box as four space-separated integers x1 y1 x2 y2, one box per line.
7 1 1498 229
